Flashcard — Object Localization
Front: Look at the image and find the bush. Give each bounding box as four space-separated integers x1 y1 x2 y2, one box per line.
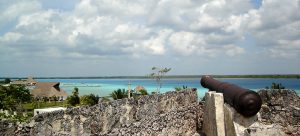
139 89 148 95
175 85 188 91
80 94 98 106
4 78 11 84
110 89 127 100
271 83 285 89
0 85 31 110
66 87 80 106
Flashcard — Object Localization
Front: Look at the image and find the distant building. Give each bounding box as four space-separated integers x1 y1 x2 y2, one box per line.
10 76 37 86
135 85 146 92
31 82 68 101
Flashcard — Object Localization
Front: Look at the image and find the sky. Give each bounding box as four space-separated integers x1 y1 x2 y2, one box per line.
0 0 300 77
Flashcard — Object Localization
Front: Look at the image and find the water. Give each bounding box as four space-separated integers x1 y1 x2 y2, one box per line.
37 78 300 98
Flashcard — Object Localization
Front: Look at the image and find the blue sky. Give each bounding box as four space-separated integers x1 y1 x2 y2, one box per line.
251 0 262 8
0 0 299 77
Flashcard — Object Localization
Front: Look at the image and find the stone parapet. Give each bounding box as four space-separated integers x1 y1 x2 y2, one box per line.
258 89 300 135
2 89 202 135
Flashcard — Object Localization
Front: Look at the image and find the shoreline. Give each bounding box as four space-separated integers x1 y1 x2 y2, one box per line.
2 74 300 80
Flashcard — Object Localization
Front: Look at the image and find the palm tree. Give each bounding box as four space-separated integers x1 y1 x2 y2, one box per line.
110 89 127 100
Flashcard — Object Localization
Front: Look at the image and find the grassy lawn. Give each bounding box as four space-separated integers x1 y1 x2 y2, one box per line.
23 101 67 111
21 101 67 118
0 101 67 123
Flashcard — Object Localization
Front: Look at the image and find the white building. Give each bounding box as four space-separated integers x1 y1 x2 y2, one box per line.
34 107 66 116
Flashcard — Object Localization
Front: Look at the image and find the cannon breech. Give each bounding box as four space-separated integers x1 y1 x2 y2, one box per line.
201 76 262 117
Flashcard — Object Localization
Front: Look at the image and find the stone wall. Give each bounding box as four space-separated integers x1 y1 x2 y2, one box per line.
2 89 202 136
0 119 18 135
258 89 300 135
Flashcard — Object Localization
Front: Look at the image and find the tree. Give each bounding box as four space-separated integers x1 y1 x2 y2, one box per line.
110 89 127 100
4 78 11 84
66 87 80 106
80 94 98 106
10 85 32 103
0 85 31 111
73 87 79 96
150 67 171 93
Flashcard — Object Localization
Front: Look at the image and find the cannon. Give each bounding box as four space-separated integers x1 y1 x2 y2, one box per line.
201 76 262 117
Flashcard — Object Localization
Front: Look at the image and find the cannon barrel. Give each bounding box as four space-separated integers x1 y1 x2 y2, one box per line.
200 76 262 117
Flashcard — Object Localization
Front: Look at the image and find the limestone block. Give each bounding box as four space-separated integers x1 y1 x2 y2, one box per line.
224 103 258 136
244 122 286 136
203 91 225 136
223 103 286 136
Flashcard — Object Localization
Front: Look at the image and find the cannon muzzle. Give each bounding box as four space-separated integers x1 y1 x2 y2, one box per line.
201 76 262 117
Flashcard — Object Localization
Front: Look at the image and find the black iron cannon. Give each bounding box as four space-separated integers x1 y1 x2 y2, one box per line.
200 76 262 117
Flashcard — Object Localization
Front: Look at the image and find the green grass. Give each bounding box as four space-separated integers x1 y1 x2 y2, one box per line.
23 101 66 111
0 101 66 123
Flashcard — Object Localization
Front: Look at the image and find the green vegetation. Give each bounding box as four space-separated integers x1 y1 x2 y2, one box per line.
151 92 157 94
150 67 171 93
0 112 32 123
110 89 128 100
0 85 107 122
4 78 11 84
98 97 111 103
80 94 98 106
0 78 11 85
23 101 65 110
0 84 33 122
265 83 285 89
0 101 65 123
0 85 32 111
66 87 80 106
139 89 148 95
175 85 188 91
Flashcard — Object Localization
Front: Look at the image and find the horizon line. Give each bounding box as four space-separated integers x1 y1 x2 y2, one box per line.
1 74 300 79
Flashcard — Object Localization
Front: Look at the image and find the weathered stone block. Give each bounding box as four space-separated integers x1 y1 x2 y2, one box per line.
203 91 225 136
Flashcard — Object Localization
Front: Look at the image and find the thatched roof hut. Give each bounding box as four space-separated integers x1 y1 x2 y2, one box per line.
10 76 37 85
31 82 68 100
135 85 146 92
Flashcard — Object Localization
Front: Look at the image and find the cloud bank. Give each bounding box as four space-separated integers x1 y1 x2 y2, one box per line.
0 0 299 76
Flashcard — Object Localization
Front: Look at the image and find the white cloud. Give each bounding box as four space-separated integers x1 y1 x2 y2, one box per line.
224 44 245 57
267 39 300 58
0 0 41 28
1 0 273 64
190 13 225 32
244 0 300 58
268 48 296 59
169 31 203 56
0 0 299 71
169 31 245 57
142 29 172 55
122 29 172 57
0 32 23 42
0 0 253 61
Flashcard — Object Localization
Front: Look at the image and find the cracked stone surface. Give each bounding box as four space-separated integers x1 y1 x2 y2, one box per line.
1 89 203 136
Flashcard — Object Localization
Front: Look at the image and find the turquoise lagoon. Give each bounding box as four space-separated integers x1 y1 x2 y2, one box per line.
37 78 300 98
